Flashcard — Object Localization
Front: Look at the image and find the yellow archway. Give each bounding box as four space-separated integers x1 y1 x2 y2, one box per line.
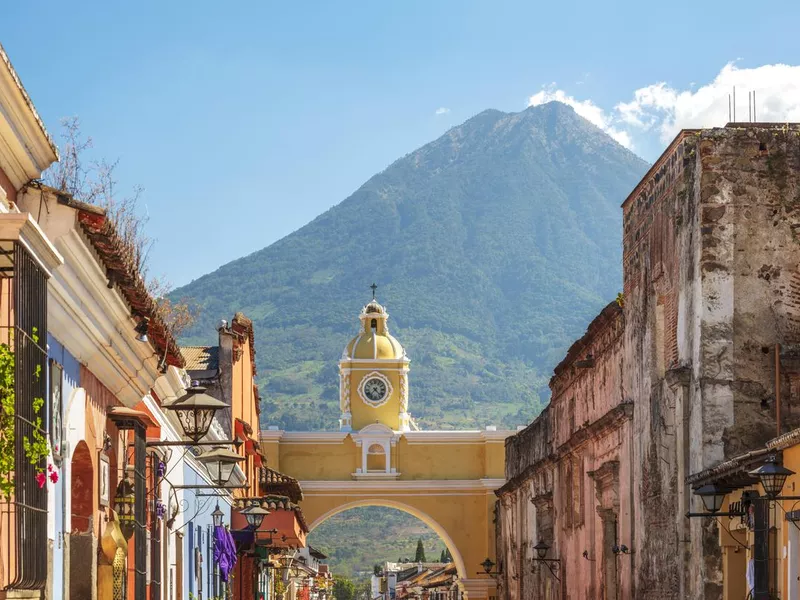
259 296 513 598
260 428 509 599
308 498 468 578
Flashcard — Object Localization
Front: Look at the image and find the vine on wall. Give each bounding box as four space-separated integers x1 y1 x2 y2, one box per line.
0 341 15 499
0 327 53 499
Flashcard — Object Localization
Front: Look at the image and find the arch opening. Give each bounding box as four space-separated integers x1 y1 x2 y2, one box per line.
69 440 95 600
307 499 467 581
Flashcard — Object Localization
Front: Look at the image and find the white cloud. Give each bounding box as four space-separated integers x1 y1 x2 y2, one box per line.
528 86 632 148
615 62 800 144
528 62 800 155
435 107 450 116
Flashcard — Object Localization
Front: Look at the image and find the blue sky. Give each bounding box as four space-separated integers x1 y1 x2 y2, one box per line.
2 1 799 286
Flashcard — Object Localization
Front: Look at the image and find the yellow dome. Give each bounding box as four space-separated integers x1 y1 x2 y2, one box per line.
345 331 404 360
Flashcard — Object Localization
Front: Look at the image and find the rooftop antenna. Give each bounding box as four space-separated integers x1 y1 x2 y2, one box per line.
749 90 752 122
733 86 736 122
754 90 757 121
728 94 732 123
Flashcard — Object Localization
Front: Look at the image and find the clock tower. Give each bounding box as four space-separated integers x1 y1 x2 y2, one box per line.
339 295 411 432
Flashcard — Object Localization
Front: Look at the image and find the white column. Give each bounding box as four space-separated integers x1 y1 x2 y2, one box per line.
360 442 367 473
789 522 800 600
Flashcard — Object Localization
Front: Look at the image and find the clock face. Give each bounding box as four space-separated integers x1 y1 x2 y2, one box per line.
363 377 388 403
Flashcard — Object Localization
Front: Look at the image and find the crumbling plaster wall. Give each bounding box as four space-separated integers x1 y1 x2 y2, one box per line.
499 307 628 600
628 126 800 600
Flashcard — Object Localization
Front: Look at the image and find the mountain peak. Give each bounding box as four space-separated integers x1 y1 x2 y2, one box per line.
175 106 649 431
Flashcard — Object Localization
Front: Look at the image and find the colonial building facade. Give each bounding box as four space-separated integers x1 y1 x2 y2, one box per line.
498 123 800 600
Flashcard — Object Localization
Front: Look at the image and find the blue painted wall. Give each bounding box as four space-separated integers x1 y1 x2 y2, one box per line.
182 461 232 599
47 333 81 600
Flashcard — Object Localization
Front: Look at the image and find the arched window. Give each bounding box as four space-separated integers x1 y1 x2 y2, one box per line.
367 443 386 472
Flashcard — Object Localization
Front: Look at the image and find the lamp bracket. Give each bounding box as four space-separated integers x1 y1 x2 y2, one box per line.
144 438 245 448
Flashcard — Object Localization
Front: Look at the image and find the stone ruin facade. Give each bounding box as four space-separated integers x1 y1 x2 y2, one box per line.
497 124 800 599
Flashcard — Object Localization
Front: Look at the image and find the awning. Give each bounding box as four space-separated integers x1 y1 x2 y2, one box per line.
235 418 254 441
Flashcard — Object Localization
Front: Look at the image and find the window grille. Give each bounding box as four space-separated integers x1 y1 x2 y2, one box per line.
0 241 49 590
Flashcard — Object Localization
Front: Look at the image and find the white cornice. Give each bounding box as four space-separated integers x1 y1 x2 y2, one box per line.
260 429 285 442
0 212 63 275
339 358 410 366
279 432 351 445
299 478 506 493
29 202 163 406
340 366 409 372
260 429 513 445
402 430 514 444
0 49 58 187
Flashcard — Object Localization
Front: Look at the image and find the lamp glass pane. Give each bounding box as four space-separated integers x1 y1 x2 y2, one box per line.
219 461 236 485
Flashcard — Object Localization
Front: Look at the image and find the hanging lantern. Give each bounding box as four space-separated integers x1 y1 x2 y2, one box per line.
241 503 270 530
480 558 495 574
114 467 136 540
162 385 227 443
693 483 728 514
534 540 550 560
211 503 225 527
749 455 795 499
195 447 245 487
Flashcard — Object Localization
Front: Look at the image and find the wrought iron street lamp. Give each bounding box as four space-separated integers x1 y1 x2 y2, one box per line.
212 503 225 527
241 503 270 530
196 446 245 486
749 454 795 499
687 455 800 600
694 483 729 514
477 558 501 579
162 385 227 443
531 540 561 581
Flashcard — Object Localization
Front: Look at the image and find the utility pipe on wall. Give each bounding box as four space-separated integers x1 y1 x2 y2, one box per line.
776 344 782 437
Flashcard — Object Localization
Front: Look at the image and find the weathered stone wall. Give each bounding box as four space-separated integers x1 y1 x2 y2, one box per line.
500 124 800 600
626 125 800 600
624 131 697 600
498 304 628 600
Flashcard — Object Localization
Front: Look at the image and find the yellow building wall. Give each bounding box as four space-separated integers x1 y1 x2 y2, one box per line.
299 489 497 582
398 441 486 480
278 439 361 480
265 438 505 481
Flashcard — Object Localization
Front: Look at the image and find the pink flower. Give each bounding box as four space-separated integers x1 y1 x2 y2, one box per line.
35 472 46 489
49 470 58 484
47 464 53 472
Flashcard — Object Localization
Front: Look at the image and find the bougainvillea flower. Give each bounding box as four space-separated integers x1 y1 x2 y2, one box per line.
36 472 46 488
49 470 58 484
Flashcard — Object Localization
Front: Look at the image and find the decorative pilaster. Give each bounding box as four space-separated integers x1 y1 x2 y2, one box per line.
339 371 352 431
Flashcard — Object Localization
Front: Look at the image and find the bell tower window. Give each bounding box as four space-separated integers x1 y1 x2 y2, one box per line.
371 318 377 330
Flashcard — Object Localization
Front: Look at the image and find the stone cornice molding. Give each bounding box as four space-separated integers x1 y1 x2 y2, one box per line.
530 491 554 511
588 459 620 513
555 401 633 456
495 456 555 497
